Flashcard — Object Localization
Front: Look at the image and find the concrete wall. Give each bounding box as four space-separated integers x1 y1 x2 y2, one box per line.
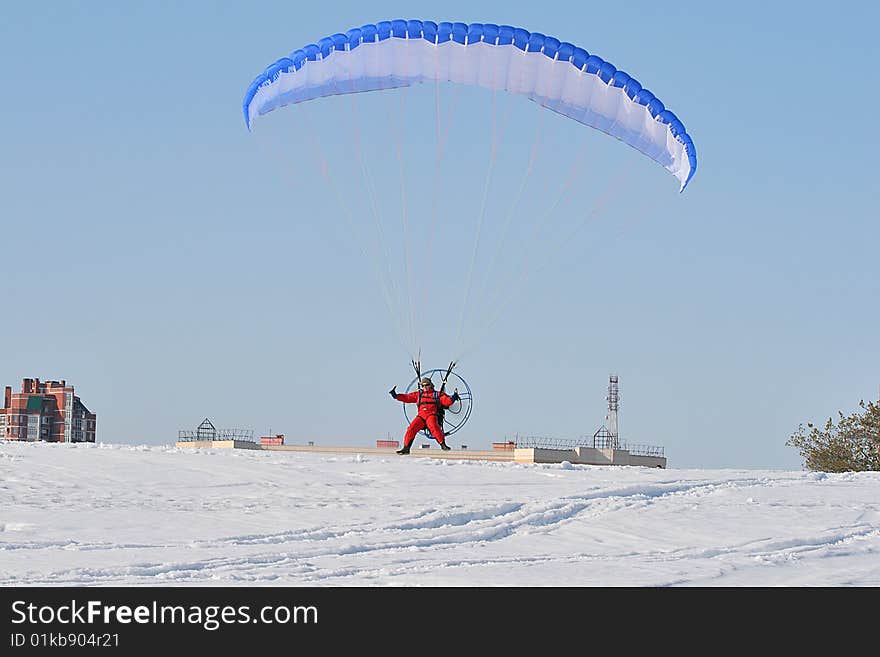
574 446 615 465
575 446 666 468
626 453 667 468
514 446 666 468
514 448 576 464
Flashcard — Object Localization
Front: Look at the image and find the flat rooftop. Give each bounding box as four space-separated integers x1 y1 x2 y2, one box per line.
174 440 666 468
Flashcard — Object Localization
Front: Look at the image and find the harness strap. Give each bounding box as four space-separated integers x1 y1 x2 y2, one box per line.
417 390 441 409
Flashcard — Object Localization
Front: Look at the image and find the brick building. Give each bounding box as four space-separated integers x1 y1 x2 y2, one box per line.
0 378 96 443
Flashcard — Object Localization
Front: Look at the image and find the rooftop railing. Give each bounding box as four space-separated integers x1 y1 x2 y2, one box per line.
177 428 255 443
507 435 665 458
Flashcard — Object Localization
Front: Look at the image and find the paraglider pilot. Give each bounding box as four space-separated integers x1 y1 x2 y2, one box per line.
389 377 459 454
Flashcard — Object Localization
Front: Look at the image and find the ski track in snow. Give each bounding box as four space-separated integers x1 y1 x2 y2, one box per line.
2 444 879 586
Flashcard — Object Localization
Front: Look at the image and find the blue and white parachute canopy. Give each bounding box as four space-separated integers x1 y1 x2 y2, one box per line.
243 20 697 191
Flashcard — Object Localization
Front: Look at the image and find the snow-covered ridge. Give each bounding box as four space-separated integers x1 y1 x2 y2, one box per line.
1 441 878 586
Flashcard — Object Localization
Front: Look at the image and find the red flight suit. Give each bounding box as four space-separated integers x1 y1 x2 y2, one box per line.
393 387 454 448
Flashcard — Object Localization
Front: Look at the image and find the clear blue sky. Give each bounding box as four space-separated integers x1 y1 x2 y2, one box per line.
2 1 877 468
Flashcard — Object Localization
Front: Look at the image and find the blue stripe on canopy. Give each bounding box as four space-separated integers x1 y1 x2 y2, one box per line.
243 20 697 190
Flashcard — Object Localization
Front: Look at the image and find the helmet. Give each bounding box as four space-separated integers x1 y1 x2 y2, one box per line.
419 377 433 388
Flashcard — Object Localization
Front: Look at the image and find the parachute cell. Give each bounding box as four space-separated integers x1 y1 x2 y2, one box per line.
243 19 697 190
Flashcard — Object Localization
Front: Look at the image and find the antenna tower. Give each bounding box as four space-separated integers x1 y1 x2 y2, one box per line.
606 374 620 448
